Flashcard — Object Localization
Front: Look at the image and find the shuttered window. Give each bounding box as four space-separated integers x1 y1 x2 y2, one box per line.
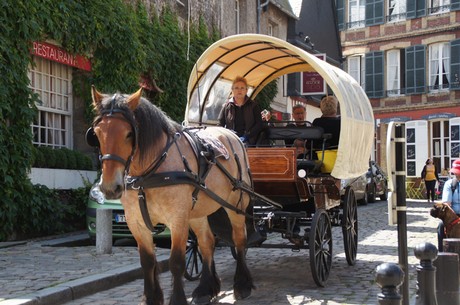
450 39 460 90
407 0 426 19
388 0 407 22
405 45 426 94
337 0 345 30
365 51 384 98
366 0 384 25
453 0 460 10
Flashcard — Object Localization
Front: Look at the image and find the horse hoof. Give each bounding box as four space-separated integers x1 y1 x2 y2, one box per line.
234 288 252 300
191 295 212 305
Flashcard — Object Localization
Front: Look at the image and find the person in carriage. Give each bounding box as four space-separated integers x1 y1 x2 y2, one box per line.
312 95 341 150
217 76 264 145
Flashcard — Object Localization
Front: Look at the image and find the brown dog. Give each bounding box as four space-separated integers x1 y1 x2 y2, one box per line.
430 202 460 238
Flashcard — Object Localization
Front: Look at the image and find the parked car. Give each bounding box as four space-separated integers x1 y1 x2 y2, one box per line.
366 161 388 203
86 183 170 245
340 161 388 205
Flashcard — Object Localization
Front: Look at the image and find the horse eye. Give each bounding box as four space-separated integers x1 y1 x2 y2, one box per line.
127 131 134 141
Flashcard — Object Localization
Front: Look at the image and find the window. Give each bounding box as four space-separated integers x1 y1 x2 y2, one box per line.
366 0 384 26
429 43 450 91
450 117 460 166
235 0 240 34
431 120 450 173
388 0 407 21
348 0 366 28
429 0 451 14
28 56 72 148
451 39 460 90
386 49 405 96
407 0 426 19
405 45 426 94
365 51 384 98
347 55 365 88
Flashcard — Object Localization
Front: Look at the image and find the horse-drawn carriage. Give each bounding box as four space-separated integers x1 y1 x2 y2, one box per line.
185 34 374 287
87 34 373 305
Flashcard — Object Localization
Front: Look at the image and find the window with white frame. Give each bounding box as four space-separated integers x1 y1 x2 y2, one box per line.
387 49 405 96
431 120 450 173
388 0 406 21
405 120 428 177
235 0 240 34
429 0 451 14
450 117 460 165
347 55 365 88
429 42 450 91
28 56 72 148
348 0 366 28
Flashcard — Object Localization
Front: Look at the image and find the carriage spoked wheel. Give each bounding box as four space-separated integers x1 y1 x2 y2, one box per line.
342 186 358 266
309 209 332 287
184 231 203 281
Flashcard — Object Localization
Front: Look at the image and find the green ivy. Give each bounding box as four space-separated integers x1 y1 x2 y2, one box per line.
0 0 219 241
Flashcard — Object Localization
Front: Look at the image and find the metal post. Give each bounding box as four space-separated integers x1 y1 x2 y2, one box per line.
375 262 404 305
394 125 409 305
96 208 112 254
414 242 438 305
433 252 460 305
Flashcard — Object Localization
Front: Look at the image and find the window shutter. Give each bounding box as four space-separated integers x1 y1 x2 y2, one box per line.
365 51 384 98
416 0 426 17
450 118 460 163
450 39 460 90
405 120 428 177
365 0 384 26
452 0 460 11
337 0 345 30
407 0 416 19
405 45 426 94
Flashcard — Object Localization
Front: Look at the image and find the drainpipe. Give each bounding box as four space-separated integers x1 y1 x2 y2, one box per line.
257 0 270 34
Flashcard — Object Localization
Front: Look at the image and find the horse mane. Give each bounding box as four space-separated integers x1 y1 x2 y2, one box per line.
94 93 182 166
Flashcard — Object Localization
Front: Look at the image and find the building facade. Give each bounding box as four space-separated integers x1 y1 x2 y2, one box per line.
338 0 460 183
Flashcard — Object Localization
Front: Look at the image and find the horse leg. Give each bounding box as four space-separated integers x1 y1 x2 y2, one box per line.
168 226 188 305
189 219 220 305
136 236 164 305
228 212 254 300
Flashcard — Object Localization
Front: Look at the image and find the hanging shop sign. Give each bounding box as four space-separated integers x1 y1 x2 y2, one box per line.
301 53 326 95
31 41 91 71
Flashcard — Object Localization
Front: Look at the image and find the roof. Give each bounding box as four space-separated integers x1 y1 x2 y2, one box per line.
269 0 298 20
185 34 374 179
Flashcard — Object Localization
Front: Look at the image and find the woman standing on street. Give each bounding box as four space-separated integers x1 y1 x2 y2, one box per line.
421 158 439 202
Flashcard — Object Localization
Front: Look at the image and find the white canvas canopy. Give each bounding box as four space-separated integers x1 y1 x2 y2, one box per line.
185 34 374 179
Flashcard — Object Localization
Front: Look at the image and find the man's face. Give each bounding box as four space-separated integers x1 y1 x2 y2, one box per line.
292 107 305 123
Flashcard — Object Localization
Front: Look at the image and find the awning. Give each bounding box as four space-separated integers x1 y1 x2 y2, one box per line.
185 34 374 179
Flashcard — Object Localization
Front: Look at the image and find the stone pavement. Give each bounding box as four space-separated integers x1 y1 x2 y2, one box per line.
0 199 439 305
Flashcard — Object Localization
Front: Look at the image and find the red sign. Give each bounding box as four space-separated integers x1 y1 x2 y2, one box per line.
31 41 92 71
301 53 326 95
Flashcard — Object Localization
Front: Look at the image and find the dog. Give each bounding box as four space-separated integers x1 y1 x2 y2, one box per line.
430 202 460 238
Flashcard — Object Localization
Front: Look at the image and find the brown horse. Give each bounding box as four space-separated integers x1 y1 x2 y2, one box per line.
88 87 254 305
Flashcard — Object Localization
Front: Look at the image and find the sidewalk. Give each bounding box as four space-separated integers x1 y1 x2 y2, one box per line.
0 199 439 305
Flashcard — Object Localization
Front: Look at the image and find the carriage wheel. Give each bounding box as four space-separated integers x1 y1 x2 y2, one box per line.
342 187 358 266
309 209 332 287
184 231 203 281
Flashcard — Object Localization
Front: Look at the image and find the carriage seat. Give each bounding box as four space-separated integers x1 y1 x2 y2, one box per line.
264 126 329 174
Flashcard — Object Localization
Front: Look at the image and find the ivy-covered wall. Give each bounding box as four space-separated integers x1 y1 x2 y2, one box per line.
0 0 219 241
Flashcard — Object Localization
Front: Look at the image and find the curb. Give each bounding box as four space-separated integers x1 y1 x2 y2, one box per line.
0 255 170 305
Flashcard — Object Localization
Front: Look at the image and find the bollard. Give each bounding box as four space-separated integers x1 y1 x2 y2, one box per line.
433 252 460 305
96 208 113 254
375 262 404 305
414 242 438 305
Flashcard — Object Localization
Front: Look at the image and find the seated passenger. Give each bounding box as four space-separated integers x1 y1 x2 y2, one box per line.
312 96 340 149
285 104 311 158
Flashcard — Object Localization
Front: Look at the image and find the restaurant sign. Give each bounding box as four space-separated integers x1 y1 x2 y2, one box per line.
301 53 326 95
31 41 91 71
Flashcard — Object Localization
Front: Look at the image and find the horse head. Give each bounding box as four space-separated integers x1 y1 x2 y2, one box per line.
89 86 142 199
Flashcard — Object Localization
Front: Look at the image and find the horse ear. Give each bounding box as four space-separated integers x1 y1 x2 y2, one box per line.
91 86 104 107
127 88 143 110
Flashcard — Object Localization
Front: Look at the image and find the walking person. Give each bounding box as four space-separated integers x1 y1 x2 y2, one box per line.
436 158 460 251
421 158 439 202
